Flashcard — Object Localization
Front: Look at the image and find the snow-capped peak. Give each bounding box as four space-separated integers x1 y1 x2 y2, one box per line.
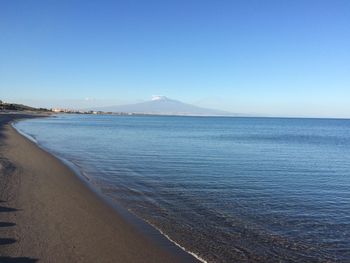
152 95 170 101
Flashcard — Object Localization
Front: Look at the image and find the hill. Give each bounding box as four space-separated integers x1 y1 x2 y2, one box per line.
0 100 49 112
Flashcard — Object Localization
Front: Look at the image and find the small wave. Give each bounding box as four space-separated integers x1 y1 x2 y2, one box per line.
12 123 38 143
143 219 208 263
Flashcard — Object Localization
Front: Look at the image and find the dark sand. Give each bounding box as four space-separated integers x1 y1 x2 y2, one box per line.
0 113 200 263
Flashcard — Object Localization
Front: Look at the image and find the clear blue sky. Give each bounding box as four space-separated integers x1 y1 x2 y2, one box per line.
1 0 349 117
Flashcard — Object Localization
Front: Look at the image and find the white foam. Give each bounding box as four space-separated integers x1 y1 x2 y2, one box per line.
12 122 38 144
144 219 208 263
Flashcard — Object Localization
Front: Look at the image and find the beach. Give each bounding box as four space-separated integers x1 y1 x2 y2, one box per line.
0 113 199 263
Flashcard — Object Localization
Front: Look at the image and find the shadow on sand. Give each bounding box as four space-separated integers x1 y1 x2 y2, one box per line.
0 206 18 213
0 257 38 263
0 115 39 263
0 238 16 245
0 222 16 227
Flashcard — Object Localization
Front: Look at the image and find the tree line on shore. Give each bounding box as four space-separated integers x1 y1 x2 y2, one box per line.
0 100 50 112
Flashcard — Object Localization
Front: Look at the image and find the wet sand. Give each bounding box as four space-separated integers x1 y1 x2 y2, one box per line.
0 113 199 263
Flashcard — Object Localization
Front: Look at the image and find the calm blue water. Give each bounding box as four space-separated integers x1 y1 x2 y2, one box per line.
15 115 350 262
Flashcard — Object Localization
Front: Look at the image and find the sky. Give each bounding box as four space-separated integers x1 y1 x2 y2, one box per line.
1 0 349 117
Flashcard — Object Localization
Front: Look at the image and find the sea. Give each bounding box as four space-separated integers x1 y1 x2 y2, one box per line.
14 115 350 262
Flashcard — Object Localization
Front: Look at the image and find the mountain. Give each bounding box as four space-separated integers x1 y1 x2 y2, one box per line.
92 96 233 116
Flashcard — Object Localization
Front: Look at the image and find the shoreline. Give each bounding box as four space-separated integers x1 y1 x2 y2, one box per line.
0 113 199 262
13 119 207 263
